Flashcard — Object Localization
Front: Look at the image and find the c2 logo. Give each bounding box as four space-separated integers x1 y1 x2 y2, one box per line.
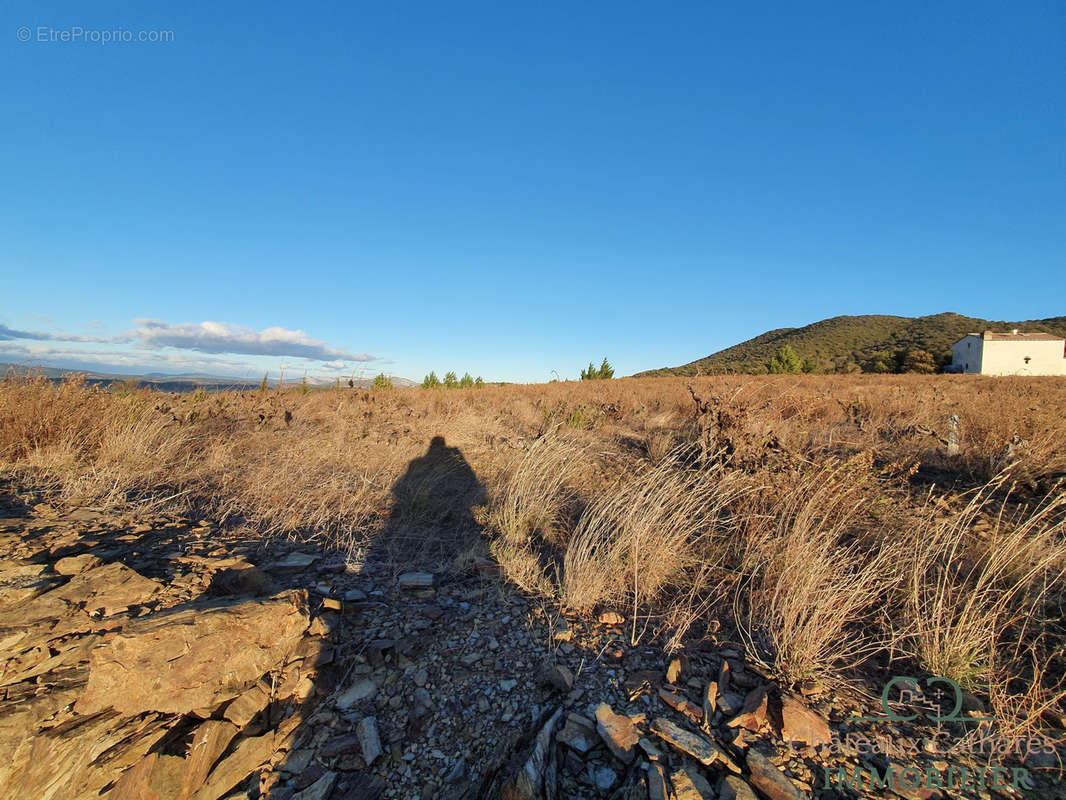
875 675 993 724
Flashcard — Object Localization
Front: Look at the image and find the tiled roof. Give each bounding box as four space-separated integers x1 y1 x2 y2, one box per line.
981 331 1064 342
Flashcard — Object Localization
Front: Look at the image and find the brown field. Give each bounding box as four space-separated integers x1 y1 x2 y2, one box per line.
2 372 1064 742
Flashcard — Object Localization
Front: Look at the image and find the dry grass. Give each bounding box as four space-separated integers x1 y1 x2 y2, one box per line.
2 369 1065 737
485 431 588 596
561 452 744 616
901 480 1066 735
490 431 585 549
736 455 908 685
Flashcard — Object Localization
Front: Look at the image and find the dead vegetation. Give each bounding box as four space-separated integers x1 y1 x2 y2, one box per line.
2 370 1065 740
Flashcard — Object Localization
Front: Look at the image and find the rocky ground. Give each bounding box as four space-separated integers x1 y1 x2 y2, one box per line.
0 485 1061 800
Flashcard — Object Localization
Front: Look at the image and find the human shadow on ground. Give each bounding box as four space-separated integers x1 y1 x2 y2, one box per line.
266 434 502 799
0 435 534 800
373 435 488 570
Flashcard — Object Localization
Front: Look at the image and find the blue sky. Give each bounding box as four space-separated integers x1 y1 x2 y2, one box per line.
3 1 1063 382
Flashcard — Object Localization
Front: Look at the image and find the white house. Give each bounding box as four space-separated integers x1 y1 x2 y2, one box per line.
951 330 1066 375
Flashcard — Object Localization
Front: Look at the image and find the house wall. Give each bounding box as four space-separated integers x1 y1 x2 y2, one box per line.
979 339 1066 375
952 335 983 374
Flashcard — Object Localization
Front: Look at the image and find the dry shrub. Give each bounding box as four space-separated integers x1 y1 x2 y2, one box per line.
562 451 746 615
0 374 113 461
1 375 204 506
490 432 586 548
902 478 1066 735
987 647 1066 745
208 432 397 549
486 432 589 595
644 429 677 464
736 455 906 685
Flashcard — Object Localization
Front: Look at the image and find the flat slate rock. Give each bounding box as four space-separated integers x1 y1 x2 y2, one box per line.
50 561 163 617
746 749 809 800
671 767 715 800
76 590 309 715
272 552 319 570
718 774 760 800
650 717 740 772
397 571 434 589
595 703 639 764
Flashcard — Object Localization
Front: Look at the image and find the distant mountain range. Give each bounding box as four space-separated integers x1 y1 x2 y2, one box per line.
637 313 1066 376
0 363 417 391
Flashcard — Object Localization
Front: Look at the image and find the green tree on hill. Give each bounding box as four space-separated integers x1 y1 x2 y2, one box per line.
863 351 898 373
768 345 802 374
901 349 937 374
581 358 614 380
371 373 393 390
423 370 486 388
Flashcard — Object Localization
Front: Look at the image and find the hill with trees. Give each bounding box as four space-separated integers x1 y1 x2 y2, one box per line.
636 312 1066 375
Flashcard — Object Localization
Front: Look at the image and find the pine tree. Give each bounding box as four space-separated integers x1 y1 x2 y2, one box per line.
443 371 458 388
422 371 441 389
768 346 802 374
597 358 614 379
259 373 268 392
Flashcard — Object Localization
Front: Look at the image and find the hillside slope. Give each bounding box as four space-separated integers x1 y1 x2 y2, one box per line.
637 312 1066 375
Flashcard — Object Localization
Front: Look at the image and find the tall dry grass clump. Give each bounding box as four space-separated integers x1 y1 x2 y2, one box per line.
490 432 586 548
901 478 1066 735
56 410 207 507
0 374 113 462
0 373 204 506
486 433 588 595
562 451 747 616
736 455 907 685
206 431 398 549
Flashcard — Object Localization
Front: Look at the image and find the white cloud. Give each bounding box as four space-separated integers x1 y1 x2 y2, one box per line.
2 319 377 365
0 341 252 375
129 319 377 362
0 323 125 343
0 324 51 341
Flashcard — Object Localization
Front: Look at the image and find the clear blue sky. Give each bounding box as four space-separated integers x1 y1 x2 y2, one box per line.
3 1 1063 382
